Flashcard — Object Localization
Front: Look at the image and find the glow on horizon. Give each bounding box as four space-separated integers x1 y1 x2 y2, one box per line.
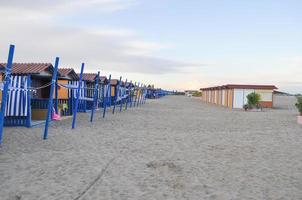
0 0 301 93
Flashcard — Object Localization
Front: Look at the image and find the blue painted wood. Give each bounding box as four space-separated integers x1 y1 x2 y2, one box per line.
119 79 127 112
133 82 139 107
0 44 15 144
31 99 49 109
138 84 143 105
130 82 136 108
72 63 84 129
90 71 100 122
125 80 131 110
112 76 122 114
26 75 31 127
43 57 59 140
103 74 111 118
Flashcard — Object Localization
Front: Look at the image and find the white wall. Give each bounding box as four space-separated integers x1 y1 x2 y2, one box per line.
222 90 225 106
233 89 244 108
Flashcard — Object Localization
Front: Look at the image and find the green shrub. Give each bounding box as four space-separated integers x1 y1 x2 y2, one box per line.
247 92 261 108
295 96 302 115
192 91 202 97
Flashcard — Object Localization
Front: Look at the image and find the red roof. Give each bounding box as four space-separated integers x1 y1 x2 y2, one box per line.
58 68 73 76
0 63 54 75
58 68 79 80
110 79 119 86
200 84 278 91
78 73 97 82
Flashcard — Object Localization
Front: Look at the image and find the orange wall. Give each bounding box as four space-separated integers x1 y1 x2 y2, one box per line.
111 86 115 96
228 89 233 109
57 80 69 99
0 73 2 101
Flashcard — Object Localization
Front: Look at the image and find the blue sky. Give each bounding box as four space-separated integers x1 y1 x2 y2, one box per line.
0 0 301 93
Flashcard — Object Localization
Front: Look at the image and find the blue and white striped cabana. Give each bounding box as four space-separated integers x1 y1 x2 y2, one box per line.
0 63 60 127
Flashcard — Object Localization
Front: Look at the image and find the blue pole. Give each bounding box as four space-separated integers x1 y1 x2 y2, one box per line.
90 71 100 122
43 57 59 140
26 75 31 127
125 80 131 110
134 82 140 107
130 82 136 108
139 84 143 105
72 63 84 129
0 45 15 144
140 85 144 104
119 79 127 112
112 76 122 114
103 74 111 118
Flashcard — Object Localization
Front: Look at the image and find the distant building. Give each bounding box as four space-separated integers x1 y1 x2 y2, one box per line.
184 90 198 97
200 84 277 109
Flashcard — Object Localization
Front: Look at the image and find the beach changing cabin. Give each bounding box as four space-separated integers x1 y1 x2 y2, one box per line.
200 84 277 109
57 68 79 116
75 73 96 112
0 63 62 127
76 73 109 111
110 79 119 105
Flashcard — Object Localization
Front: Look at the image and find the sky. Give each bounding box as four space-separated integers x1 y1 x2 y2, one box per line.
0 0 301 93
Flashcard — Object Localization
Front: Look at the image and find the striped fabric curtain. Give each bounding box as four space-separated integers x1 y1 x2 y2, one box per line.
69 81 85 98
104 85 110 97
5 76 28 117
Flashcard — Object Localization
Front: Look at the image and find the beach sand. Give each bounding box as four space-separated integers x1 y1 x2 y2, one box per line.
0 95 302 200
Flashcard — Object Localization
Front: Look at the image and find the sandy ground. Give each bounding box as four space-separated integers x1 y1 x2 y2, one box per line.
0 95 302 200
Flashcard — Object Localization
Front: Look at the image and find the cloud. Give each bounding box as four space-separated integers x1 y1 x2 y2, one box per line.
0 0 201 75
0 0 139 14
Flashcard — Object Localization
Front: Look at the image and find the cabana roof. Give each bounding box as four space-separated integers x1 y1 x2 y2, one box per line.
200 84 278 91
79 73 97 82
99 76 109 84
126 82 134 87
58 68 79 80
110 79 119 86
77 73 108 84
0 63 61 76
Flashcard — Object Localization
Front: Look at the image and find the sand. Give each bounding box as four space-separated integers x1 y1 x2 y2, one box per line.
0 95 302 200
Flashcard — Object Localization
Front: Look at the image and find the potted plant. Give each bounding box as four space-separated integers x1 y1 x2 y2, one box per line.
244 92 262 111
295 96 302 124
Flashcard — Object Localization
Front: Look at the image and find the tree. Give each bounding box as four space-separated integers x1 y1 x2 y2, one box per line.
246 92 261 108
295 96 302 116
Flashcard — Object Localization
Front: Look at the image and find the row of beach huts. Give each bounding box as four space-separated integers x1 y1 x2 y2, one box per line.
200 84 277 109
0 45 172 144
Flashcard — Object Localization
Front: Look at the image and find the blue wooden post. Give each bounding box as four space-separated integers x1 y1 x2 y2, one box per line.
143 85 146 104
112 76 122 114
119 79 127 112
72 63 84 129
26 75 31 127
130 82 136 108
0 45 15 144
90 71 100 122
101 84 105 107
125 80 131 110
138 85 144 104
43 57 59 140
134 82 139 107
103 74 111 118
140 85 144 105
144 85 147 104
